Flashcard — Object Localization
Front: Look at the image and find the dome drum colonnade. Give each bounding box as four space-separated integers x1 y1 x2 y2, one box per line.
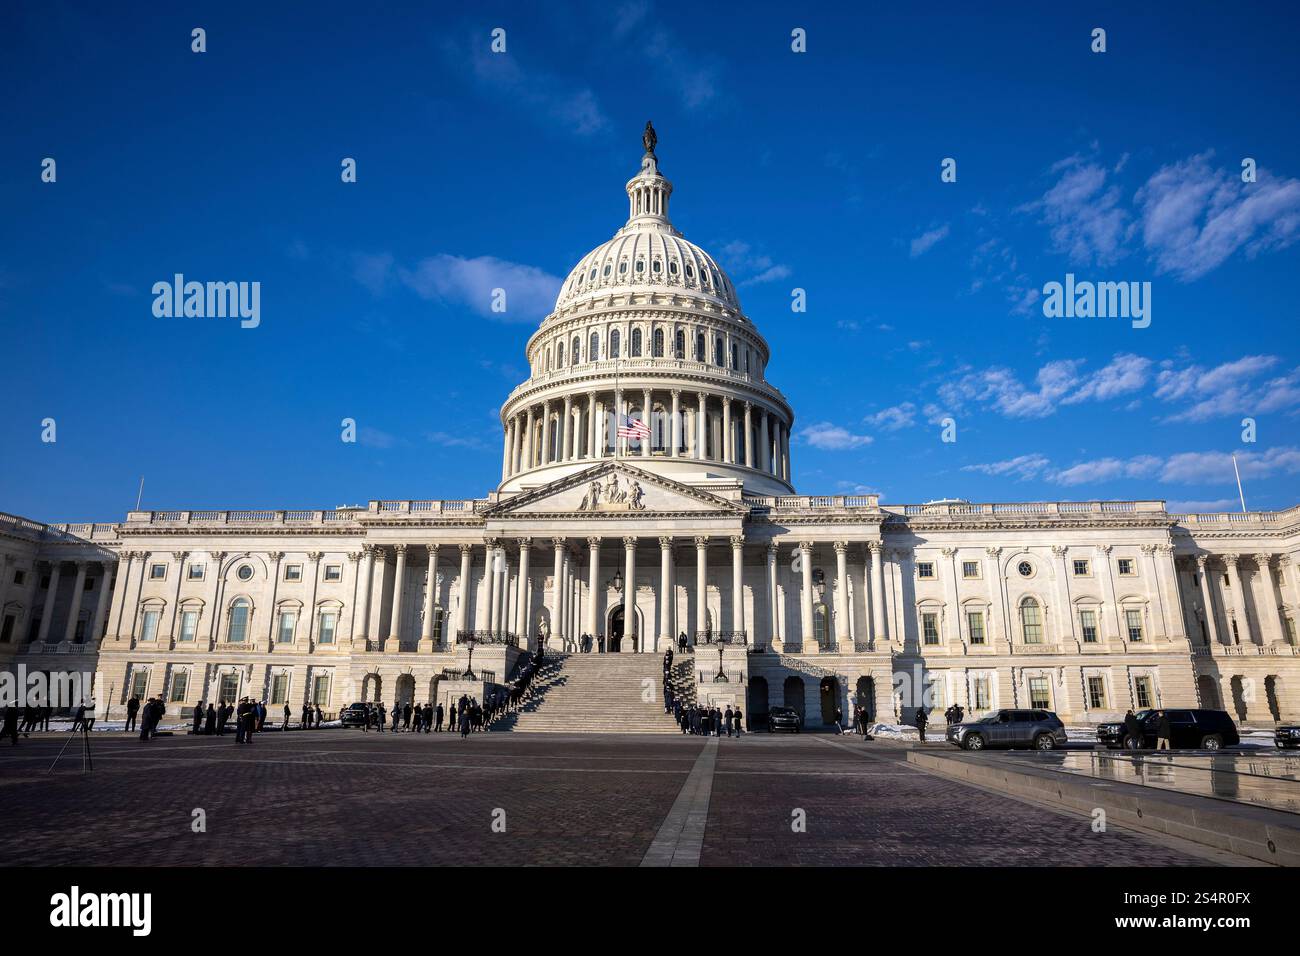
497 137 794 497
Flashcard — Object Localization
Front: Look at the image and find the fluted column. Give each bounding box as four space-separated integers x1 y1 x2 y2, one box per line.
587 392 597 458
586 537 601 638
642 388 652 457
522 407 535 470
86 560 114 645
773 420 784 479
62 561 89 643
731 535 745 643
670 389 681 457
834 541 850 650
502 419 513 478
1224 554 1252 644
783 425 791 481
623 536 637 652
722 399 733 463
869 542 887 643
387 544 408 642
696 392 707 460
550 538 565 646
659 536 673 651
560 394 573 463
540 400 552 464
493 545 508 634
1195 555 1221 645
420 545 439 645
515 539 531 646
36 561 62 643
743 402 754 468
760 411 771 473
695 536 708 644
513 413 524 473
766 543 780 650
799 542 817 653
455 544 472 639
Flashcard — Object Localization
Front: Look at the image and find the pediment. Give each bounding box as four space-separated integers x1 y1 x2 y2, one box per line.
484 462 746 517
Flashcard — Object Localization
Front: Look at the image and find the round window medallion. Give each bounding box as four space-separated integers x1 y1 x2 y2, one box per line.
237 565 254 581
1017 560 1033 578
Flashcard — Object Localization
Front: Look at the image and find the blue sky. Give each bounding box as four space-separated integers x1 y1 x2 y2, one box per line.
3 0 1299 522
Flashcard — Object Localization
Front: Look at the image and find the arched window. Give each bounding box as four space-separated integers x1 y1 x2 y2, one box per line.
714 336 724 366
674 329 685 358
590 332 599 361
610 328 621 359
631 328 642 357
556 341 564 368
695 332 706 360
652 328 664 357
572 336 581 363
686 263 695 280
1020 598 1043 644
228 599 250 643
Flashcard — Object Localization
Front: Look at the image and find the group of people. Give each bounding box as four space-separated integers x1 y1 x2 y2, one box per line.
943 704 966 726
127 696 168 741
676 700 743 736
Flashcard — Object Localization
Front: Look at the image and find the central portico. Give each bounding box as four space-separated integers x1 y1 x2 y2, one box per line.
483 460 749 654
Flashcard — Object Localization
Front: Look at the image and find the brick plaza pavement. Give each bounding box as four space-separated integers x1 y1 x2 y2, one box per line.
0 729 1213 866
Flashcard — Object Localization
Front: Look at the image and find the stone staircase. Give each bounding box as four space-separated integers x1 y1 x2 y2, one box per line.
494 653 684 734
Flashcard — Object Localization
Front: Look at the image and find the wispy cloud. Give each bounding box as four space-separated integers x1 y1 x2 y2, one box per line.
800 422 874 451
865 403 916 431
1022 155 1131 266
1154 354 1300 422
963 446 1300 487
716 239 790 286
355 251 562 323
961 454 1051 481
938 353 1150 420
909 223 950 258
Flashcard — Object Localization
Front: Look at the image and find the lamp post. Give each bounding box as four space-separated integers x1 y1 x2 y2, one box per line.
461 632 479 681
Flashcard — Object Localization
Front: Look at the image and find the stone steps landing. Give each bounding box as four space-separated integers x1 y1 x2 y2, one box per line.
496 653 682 734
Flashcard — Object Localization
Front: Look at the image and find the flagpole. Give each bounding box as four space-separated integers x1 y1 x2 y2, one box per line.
614 358 622 460
1232 453 1247 513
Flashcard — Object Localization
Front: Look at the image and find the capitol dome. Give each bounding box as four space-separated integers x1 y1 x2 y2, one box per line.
496 124 795 497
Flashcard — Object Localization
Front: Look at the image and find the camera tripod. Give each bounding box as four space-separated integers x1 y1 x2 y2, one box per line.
48 722 93 774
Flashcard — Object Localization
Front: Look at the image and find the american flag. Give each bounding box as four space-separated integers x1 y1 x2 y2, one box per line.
617 415 650 440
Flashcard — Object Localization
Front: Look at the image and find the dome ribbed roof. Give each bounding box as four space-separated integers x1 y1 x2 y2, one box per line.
552 147 741 314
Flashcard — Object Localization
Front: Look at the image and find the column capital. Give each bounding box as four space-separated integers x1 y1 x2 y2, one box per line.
393 543 408 555
1254 552 1273 568
515 537 531 549
267 551 285 562
458 543 473 556
694 535 710 548
941 546 957 558
622 536 638 549
984 546 1001 558
307 551 323 562
671 388 681 398
1195 553 1210 568
799 540 814 554
868 541 884 555
1050 545 1068 557
586 536 601 548
730 535 744 549
361 543 377 556
1222 552 1240 566
1140 543 1158 555
347 552 363 563
659 536 673 549
551 537 566 550
767 541 778 556
1095 544 1113 555
744 400 752 411
426 543 440 557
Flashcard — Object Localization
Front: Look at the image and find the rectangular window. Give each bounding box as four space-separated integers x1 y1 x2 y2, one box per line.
961 561 980 579
1072 559 1090 576
927 677 946 710
0 615 14 643
141 610 160 642
972 677 991 710
218 673 240 703
324 564 342 582
1134 676 1153 708
179 610 198 642
916 562 935 579
1028 676 1051 710
277 612 297 644
12 569 24 586
1125 609 1144 642
130 670 149 699
270 673 288 705
170 670 189 703
284 565 303 582
318 611 337 645
74 619 86 641
187 564 205 581
312 674 331 707
149 564 166 580
1087 676 1107 709
1021 604 1043 644
967 611 985 645
1117 558 1135 576
1079 609 1098 643
921 612 940 645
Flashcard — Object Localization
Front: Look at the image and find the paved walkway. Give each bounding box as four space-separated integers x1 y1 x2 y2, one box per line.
0 730 1214 866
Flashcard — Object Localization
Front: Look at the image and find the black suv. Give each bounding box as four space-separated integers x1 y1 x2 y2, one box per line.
339 703 371 728
767 706 802 733
1275 725 1300 750
1097 709 1240 750
946 709 1067 751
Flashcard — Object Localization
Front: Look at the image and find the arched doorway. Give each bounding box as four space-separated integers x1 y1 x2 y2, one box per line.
395 674 415 710
748 676 769 731
1196 675 1220 709
361 673 382 703
855 676 876 725
783 676 806 722
607 604 642 652
819 676 840 726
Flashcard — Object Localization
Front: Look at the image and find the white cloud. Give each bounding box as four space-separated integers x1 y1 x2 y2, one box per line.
1165 498 1239 513
1049 455 1162 486
1025 156 1131 266
960 454 1051 481
1060 353 1152 405
940 353 1150 419
397 254 561 323
1154 354 1300 422
800 422 874 451
717 240 790 287
865 403 916 431
909 223 950 258
461 42 607 136
1159 446 1300 484
1136 151 1300 281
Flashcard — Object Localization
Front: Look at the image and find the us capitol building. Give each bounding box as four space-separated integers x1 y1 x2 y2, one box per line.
3 130 1299 731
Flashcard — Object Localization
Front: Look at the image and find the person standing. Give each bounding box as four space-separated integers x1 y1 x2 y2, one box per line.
1123 708 1141 749
1156 711 1172 751
435 702 444 733
192 703 204 736
315 704 323 728
282 703 292 731
914 705 928 743
125 695 140 732
205 703 216 735
724 705 734 738
84 698 97 733
834 706 844 735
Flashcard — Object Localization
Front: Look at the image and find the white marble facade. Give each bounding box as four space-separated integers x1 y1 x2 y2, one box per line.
4 140 1299 728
